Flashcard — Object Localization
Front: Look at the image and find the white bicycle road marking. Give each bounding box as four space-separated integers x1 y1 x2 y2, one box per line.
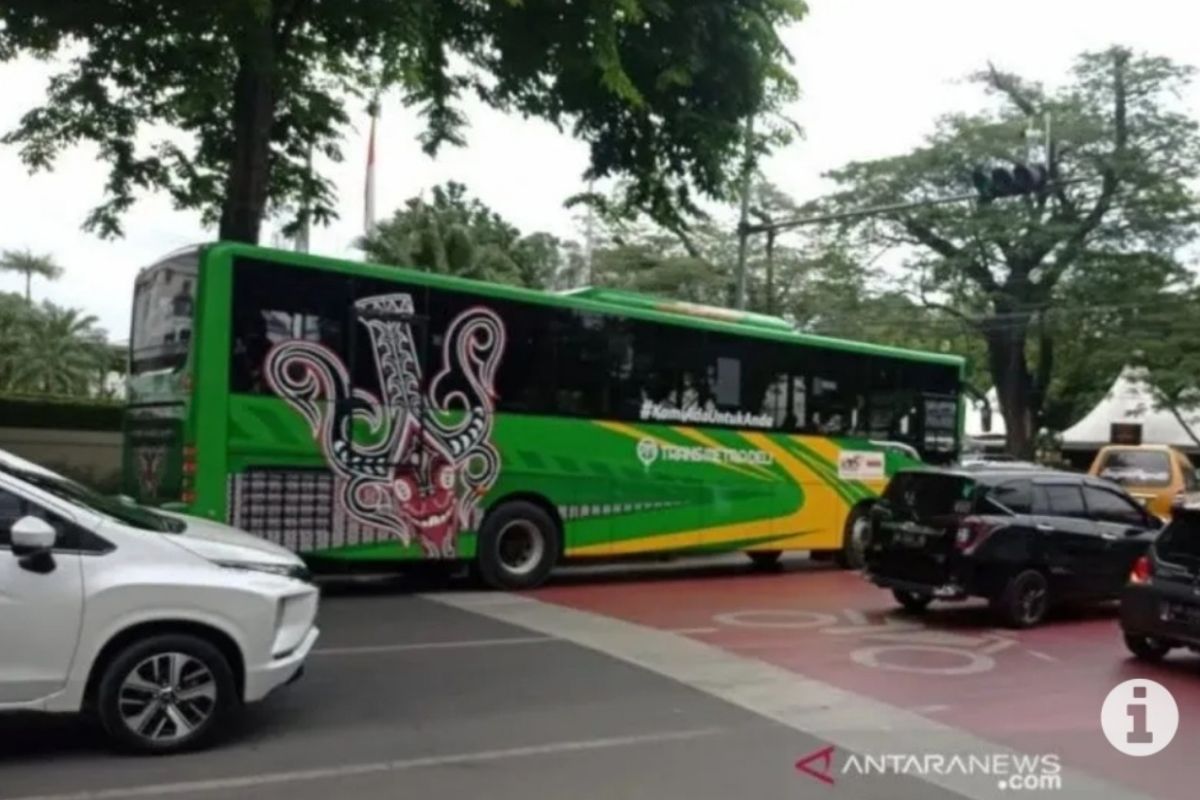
851 644 996 675
707 607 1039 676
711 609 839 629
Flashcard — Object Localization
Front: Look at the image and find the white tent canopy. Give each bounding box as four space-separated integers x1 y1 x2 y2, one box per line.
1060 366 1200 452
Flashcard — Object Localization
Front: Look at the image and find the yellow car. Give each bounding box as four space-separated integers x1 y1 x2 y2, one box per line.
1088 444 1199 519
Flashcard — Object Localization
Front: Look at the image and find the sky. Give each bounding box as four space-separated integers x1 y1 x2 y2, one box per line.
1 0 1199 342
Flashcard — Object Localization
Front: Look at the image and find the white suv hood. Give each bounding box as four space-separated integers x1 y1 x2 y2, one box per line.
163 512 303 567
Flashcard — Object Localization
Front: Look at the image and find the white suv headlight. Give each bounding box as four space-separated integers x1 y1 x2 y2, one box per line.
217 561 312 583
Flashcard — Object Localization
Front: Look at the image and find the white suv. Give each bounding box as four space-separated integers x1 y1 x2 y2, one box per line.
0 449 319 754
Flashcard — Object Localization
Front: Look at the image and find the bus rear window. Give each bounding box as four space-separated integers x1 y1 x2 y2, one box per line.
1097 450 1172 488
131 258 197 374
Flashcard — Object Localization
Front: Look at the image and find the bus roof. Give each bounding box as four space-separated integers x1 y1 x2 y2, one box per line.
200 242 966 370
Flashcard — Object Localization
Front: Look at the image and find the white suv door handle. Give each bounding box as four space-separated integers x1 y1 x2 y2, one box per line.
1100 532 1119 540
1035 523 1054 533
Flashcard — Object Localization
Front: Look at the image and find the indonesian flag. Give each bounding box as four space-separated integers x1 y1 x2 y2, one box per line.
364 101 378 234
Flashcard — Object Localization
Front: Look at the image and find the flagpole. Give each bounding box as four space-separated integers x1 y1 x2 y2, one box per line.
364 94 379 236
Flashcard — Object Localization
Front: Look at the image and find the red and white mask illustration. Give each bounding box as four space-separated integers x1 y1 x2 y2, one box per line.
136 447 166 500
264 293 505 558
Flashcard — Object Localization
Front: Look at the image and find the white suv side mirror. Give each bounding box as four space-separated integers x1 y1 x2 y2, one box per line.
11 515 56 551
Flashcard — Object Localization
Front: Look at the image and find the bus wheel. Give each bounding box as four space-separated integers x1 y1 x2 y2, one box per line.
747 550 782 570
834 505 871 570
476 501 561 590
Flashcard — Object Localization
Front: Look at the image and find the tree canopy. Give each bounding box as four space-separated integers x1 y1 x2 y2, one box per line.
1 0 806 243
803 47 1200 456
0 293 113 397
358 182 582 289
0 248 63 302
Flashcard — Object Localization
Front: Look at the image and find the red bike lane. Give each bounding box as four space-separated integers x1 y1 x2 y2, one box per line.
531 561 1200 799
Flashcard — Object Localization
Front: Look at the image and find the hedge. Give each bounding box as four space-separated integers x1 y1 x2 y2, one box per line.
0 394 124 432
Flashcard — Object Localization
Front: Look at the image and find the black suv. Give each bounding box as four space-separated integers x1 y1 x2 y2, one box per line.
1120 504 1200 661
864 468 1161 627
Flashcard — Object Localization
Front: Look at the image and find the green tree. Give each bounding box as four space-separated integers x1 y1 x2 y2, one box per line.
3 304 108 396
1126 285 1200 447
0 248 63 302
1 1 805 243
359 182 571 288
806 48 1200 456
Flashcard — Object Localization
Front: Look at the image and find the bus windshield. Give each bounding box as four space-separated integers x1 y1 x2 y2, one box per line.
131 251 198 374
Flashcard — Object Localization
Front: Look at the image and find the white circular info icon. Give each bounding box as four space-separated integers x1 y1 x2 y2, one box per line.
1101 679 1178 756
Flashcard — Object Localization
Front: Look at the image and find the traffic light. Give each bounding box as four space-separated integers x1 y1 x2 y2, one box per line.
971 164 1049 203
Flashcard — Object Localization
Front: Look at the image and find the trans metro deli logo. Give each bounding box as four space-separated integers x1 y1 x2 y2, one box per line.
636 438 773 468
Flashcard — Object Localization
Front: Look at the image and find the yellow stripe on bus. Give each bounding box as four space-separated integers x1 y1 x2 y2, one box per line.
568 431 850 556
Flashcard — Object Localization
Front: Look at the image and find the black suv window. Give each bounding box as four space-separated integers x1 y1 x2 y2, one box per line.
1036 483 1087 518
986 480 1032 513
1083 486 1147 526
1157 513 1200 566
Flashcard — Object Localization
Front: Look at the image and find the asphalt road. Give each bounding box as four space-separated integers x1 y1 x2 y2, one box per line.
0 572 967 800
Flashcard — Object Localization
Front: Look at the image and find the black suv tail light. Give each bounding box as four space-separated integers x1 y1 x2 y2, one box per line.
954 516 998 553
1129 555 1153 584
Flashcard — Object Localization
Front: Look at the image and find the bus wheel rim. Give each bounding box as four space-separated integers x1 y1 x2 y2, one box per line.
497 520 545 576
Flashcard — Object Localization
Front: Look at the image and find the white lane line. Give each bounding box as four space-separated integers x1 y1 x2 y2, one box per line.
7 728 723 800
1027 649 1060 663
429 592 1150 800
669 627 720 635
313 635 554 656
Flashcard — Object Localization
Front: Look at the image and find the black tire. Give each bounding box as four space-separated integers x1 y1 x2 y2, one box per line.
994 569 1051 628
747 550 783 570
892 589 933 614
834 505 871 570
1124 634 1172 662
95 633 237 755
476 501 561 590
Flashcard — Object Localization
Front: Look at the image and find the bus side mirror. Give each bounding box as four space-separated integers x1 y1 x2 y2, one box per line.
981 405 992 433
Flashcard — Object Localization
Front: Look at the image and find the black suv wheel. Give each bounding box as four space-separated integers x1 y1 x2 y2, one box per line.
892 589 932 614
1124 634 1172 662
994 569 1050 628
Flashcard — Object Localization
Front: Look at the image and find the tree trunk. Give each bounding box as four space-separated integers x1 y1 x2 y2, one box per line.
985 320 1038 459
24 271 31 303
219 20 277 244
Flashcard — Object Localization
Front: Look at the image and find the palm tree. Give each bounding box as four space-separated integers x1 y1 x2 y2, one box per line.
0 248 65 302
6 305 108 395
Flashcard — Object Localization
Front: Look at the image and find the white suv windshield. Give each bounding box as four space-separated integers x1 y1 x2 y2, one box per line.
0 462 185 533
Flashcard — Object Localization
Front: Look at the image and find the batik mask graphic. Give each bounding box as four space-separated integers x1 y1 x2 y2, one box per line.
136 447 166 500
264 293 505 557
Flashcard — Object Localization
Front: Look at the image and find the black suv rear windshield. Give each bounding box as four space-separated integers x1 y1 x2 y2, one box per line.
1097 450 1172 487
1157 513 1200 566
884 471 976 518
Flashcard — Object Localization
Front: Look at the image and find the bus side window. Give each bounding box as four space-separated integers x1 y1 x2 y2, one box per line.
230 258 349 394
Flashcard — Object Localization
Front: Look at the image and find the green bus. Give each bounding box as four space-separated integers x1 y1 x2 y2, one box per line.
124 243 964 588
